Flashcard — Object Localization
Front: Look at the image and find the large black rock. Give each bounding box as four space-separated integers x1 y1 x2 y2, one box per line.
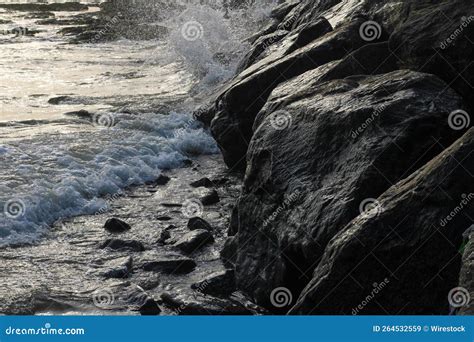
290 129 474 314
231 69 467 307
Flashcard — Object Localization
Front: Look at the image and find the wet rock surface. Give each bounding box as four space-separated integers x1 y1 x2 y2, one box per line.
104 218 131 233
160 292 253 315
140 253 197 275
290 129 474 314
191 269 236 297
174 230 215 254
188 217 213 232
190 177 214 188
232 69 466 306
200 190 220 205
102 256 133 279
1 0 473 317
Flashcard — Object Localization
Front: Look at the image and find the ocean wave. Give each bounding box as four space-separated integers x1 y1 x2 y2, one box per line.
0 112 218 246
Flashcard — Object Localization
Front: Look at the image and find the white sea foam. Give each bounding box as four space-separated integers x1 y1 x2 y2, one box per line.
0 112 218 246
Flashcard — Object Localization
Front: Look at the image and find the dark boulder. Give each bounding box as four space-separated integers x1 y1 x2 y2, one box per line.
389 0 474 111
190 178 214 188
230 69 466 307
156 216 172 221
141 255 196 274
187 217 213 232
174 230 214 254
157 230 172 245
102 256 133 279
210 18 374 170
104 218 131 233
200 190 220 205
160 292 252 315
191 270 236 297
138 297 161 316
290 129 474 314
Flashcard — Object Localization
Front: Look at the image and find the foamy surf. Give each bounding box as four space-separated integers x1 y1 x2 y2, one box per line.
0 112 218 246
0 0 277 246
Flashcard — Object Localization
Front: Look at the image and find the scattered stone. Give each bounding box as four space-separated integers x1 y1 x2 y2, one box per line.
100 239 145 252
102 256 133 279
48 96 71 105
104 218 131 233
161 203 182 208
187 217 213 232
190 178 213 188
200 190 220 205
157 230 171 245
156 216 172 221
160 292 252 315
64 109 92 119
138 297 161 316
174 230 214 254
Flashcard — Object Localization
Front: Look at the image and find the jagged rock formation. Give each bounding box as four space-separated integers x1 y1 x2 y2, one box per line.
199 0 474 314
290 129 474 314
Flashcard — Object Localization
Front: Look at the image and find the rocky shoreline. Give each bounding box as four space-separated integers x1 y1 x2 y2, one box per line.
196 0 474 314
0 155 264 315
1 0 473 316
